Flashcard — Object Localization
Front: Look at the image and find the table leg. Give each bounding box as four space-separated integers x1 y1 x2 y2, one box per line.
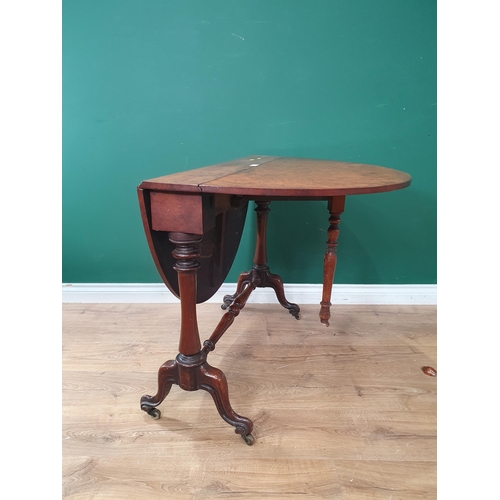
140 232 254 444
319 196 345 326
222 201 300 319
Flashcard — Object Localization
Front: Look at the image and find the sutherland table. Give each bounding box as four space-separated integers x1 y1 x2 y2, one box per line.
137 155 412 445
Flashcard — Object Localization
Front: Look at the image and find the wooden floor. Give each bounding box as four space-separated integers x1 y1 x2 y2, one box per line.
62 303 437 500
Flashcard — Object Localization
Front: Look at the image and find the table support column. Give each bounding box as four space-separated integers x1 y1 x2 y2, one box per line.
140 232 254 445
319 196 345 326
222 201 300 319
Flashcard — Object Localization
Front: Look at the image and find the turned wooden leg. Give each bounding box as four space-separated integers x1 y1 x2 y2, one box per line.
141 232 254 444
223 200 300 319
319 197 345 326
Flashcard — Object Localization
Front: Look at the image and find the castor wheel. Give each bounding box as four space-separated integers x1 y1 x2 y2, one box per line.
147 408 161 420
221 304 228 310
241 433 255 446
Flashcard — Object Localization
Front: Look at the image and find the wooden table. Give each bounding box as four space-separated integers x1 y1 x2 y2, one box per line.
137 155 411 445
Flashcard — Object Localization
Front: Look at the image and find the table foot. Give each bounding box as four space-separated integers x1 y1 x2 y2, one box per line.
264 267 301 319
198 361 254 439
140 351 254 443
140 359 176 416
319 300 332 327
223 265 300 319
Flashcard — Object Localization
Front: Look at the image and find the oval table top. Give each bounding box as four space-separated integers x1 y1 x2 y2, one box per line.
139 155 412 198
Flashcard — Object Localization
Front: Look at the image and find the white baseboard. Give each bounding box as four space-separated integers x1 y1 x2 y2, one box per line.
62 283 436 305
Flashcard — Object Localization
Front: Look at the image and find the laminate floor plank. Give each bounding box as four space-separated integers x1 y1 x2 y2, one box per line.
63 303 436 499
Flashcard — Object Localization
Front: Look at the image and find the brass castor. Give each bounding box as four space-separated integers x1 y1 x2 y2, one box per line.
147 408 161 420
241 433 255 446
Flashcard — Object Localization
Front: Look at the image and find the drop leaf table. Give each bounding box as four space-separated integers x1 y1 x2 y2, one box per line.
137 156 411 445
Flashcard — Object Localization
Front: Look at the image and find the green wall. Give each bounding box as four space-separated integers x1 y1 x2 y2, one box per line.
63 0 436 285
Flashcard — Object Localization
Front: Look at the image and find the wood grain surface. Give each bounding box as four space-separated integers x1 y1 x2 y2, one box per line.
139 156 280 193
139 156 412 197
63 303 436 499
